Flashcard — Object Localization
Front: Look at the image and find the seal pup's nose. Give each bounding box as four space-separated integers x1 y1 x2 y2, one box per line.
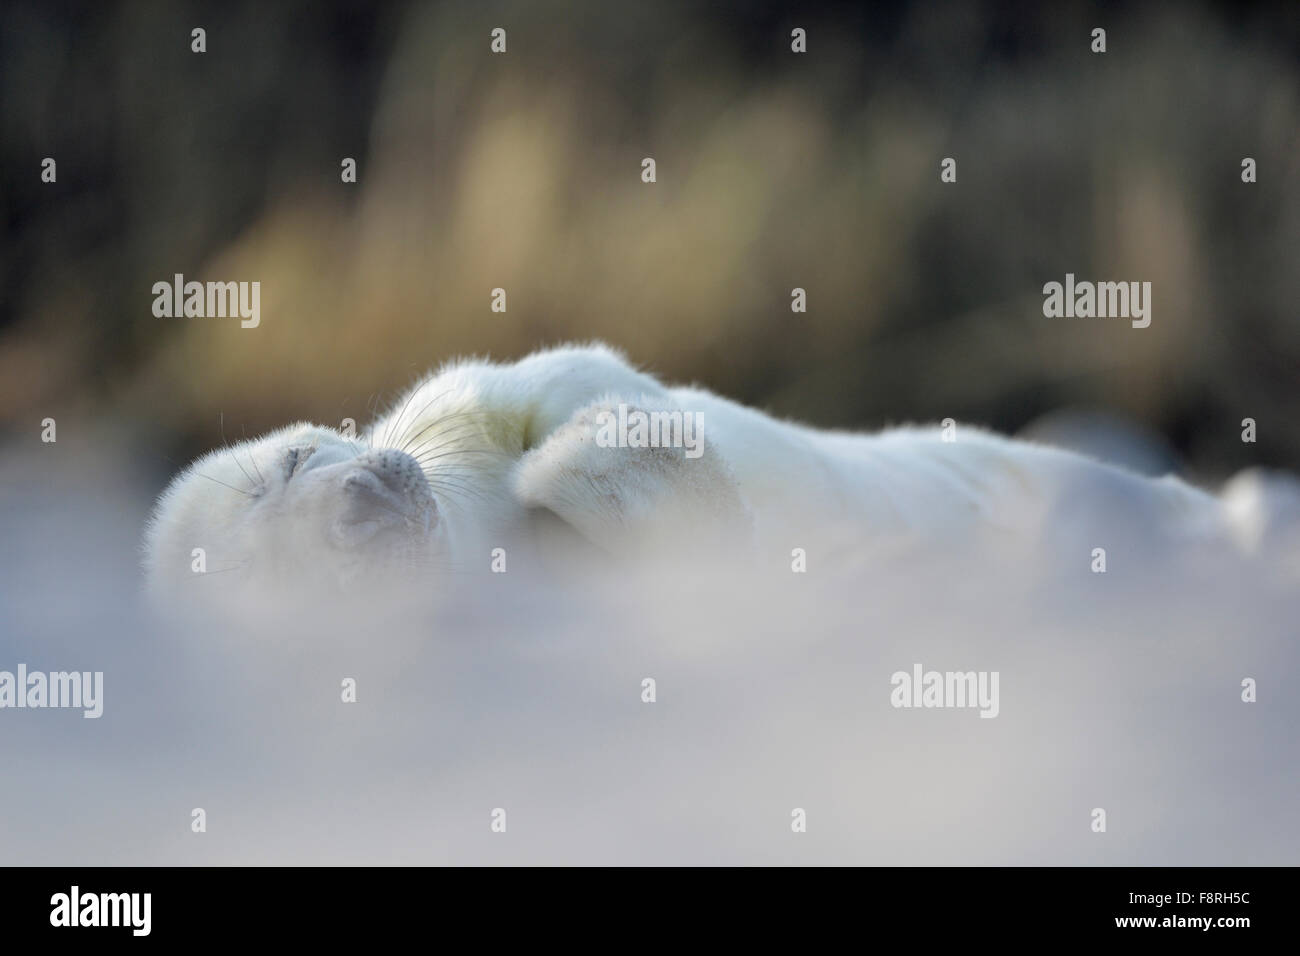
342 467 398 508
350 449 427 498
336 449 437 545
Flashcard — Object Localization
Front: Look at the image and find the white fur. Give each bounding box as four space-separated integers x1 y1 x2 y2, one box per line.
145 342 1274 592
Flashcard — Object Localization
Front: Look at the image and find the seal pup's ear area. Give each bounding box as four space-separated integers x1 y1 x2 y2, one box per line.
511 396 753 558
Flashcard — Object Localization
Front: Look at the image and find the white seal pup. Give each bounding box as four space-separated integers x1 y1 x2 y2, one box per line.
144 342 1255 596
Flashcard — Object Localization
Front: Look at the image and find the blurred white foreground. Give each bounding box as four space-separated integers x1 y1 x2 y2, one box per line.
0 439 1296 865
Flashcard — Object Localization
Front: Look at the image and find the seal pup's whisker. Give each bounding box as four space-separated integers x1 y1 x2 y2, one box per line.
193 471 255 497
377 383 421 450
387 388 464 449
220 413 260 490
400 412 504 458
382 382 455 451
423 475 492 505
187 560 252 579
413 448 512 467
393 405 493 454
238 425 265 485
404 427 503 463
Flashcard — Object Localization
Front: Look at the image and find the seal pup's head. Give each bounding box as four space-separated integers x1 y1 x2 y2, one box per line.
143 423 440 598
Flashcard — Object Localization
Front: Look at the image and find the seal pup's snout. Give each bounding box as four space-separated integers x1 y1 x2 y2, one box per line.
355 449 427 496
334 449 437 547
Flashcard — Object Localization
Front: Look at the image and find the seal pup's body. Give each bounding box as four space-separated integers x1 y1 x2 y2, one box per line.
144 343 1235 592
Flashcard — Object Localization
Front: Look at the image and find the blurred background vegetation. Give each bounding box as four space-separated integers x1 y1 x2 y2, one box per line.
1 0 1297 483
